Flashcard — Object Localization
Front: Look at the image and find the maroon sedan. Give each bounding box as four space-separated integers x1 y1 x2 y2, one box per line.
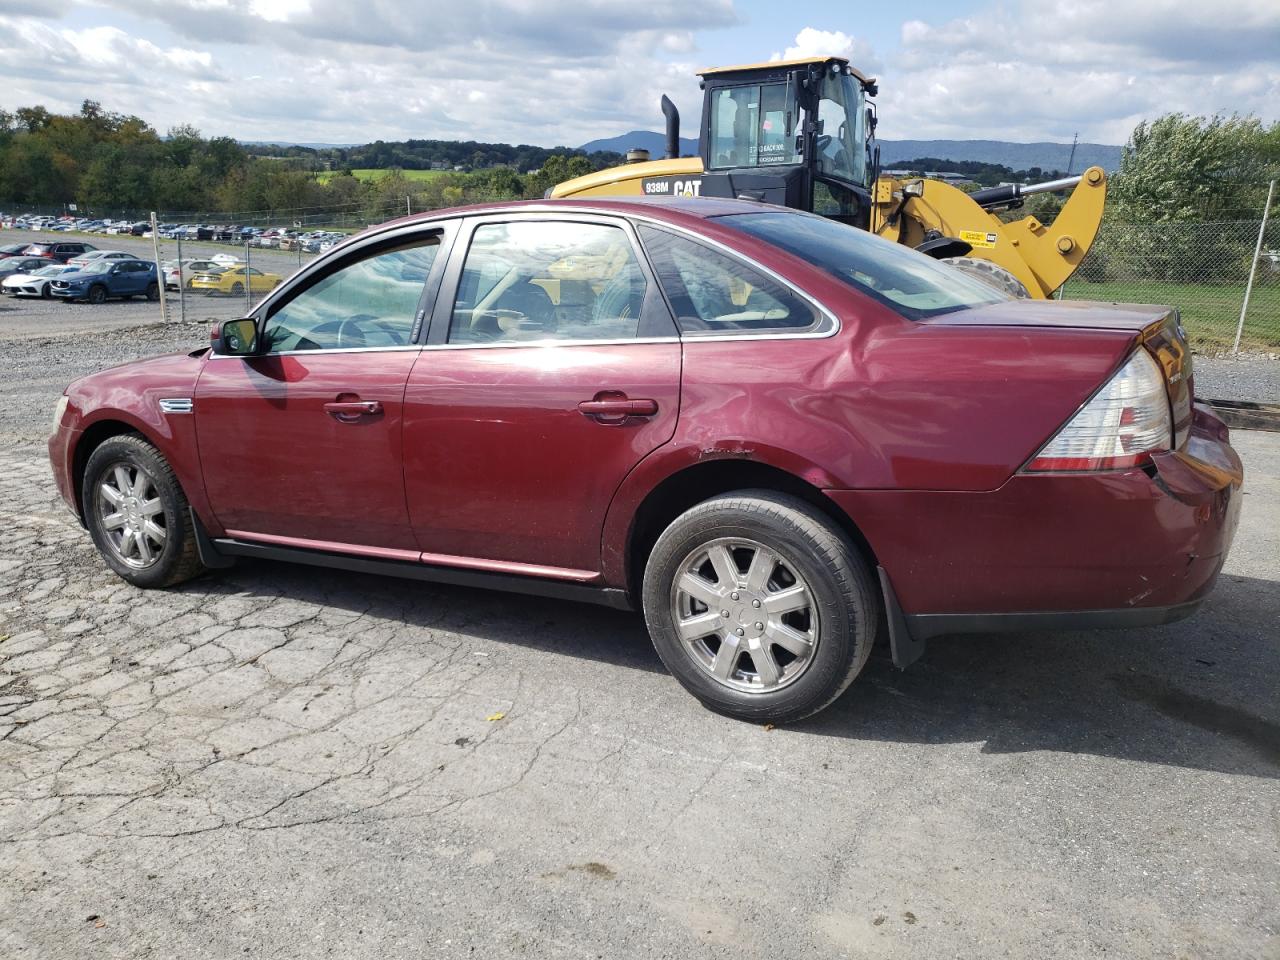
48 198 1242 722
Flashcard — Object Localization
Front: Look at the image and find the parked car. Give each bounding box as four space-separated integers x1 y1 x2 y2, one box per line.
67 250 139 269
0 242 31 259
161 258 226 290
188 264 281 296
49 258 158 303
23 241 98 263
47 198 1243 723
0 256 55 280
2 263 79 298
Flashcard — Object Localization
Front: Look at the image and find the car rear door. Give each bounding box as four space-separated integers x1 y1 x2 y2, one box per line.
193 223 453 552
401 213 681 576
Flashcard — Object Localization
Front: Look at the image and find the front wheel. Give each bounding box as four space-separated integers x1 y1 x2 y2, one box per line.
642 491 880 723
940 256 1030 298
87 284 107 305
82 434 207 588
229 282 243 296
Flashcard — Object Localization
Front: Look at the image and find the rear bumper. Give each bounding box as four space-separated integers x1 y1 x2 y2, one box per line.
828 403 1242 629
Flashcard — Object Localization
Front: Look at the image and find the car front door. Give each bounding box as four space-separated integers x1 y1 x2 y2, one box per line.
194 225 452 552
402 214 681 576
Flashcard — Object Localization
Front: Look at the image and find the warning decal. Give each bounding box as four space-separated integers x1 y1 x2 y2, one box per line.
960 229 999 249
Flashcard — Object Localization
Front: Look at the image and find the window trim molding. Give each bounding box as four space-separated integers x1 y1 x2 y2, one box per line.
633 219 840 341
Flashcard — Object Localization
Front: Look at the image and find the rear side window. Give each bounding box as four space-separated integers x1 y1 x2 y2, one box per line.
717 211 1010 320
448 221 647 344
637 225 821 335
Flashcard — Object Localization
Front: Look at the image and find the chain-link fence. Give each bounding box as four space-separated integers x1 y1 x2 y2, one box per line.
1060 217 1280 355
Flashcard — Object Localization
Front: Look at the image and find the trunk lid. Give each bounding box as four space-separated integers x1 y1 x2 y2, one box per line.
926 298 1194 450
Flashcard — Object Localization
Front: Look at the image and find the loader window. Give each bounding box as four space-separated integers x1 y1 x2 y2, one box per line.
709 83 800 169
816 71 869 187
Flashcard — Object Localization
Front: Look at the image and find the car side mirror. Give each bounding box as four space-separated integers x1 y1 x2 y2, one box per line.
212 318 259 356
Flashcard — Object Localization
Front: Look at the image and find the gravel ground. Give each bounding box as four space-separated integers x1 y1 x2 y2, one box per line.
0 270 1278 959
1193 354 1280 404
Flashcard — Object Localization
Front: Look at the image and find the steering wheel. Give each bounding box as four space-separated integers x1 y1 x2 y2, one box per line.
306 314 384 349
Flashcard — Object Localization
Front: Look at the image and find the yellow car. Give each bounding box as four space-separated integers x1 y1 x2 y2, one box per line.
189 265 282 296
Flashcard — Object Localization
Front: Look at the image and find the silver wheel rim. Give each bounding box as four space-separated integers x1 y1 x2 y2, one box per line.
97 461 167 568
670 537 819 694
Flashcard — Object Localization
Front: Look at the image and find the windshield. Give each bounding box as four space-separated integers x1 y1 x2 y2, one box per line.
709 81 801 169
34 265 66 277
82 261 113 275
718 211 1010 319
816 70 869 187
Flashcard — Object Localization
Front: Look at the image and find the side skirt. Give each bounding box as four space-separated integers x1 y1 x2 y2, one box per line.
191 514 633 612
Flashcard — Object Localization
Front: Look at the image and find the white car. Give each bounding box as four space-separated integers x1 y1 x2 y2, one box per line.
2 263 78 298
210 253 241 267
162 258 227 289
67 250 138 269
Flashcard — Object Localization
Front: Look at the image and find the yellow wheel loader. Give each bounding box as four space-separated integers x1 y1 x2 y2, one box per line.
551 56 1107 298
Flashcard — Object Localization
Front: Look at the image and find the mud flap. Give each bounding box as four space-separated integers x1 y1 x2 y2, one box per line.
190 508 236 569
878 565 927 669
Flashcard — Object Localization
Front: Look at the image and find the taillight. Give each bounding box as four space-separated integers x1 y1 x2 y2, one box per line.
1024 349 1171 472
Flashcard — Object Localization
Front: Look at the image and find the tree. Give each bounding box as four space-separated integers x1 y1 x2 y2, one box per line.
1109 113 1277 222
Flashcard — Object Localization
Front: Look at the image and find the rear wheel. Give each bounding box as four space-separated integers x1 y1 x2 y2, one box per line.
940 256 1030 298
87 284 107 305
82 435 206 588
642 491 879 723
145 282 159 301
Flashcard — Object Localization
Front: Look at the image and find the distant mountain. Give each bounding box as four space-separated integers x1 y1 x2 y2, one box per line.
879 139 1122 172
578 130 699 157
577 133 1122 172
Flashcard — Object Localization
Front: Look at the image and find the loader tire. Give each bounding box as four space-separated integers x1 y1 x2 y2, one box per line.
941 256 1030 298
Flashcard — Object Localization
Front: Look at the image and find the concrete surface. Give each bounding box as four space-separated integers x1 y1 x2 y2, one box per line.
0 307 1277 959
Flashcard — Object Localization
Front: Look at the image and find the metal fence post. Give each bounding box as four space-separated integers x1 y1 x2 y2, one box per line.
150 211 169 322
176 232 186 325
244 239 252 313
1234 178 1276 355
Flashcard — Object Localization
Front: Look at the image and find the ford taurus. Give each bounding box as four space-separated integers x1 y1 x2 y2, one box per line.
48 198 1243 722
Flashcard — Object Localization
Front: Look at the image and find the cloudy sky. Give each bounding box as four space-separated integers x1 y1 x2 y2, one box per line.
2 0 1277 148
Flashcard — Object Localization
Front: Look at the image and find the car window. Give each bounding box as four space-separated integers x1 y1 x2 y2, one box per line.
262 238 439 352
717 211 1010 320
637 225 820 335
448 221 646 344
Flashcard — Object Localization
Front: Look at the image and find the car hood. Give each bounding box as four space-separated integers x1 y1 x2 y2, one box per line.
67 350 206 403
922 298 1173 333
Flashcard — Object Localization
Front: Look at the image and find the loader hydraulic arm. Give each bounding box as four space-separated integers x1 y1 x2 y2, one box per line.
873 166 1108 299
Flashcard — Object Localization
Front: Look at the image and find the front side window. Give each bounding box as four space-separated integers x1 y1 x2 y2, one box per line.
719 211 1010 319
709 82 801 169
448 221 646 344
262 238 439 352
637 225 821 335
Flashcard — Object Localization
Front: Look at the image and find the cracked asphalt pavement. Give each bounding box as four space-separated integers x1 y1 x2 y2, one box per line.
1 301 1278 959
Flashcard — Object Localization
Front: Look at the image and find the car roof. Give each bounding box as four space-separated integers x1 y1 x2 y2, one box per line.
375 195 781 235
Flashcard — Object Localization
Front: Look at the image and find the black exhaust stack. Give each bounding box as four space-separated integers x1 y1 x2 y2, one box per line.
661 95 680 159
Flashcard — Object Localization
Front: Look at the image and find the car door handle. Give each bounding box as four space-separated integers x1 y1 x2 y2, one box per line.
577 397 659 422
324 400 382 421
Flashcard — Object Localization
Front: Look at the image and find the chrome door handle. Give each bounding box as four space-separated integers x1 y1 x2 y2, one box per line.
324 400 382 421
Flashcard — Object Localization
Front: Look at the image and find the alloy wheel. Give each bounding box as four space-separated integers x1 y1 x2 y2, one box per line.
669 537 819 693
96 461 167 568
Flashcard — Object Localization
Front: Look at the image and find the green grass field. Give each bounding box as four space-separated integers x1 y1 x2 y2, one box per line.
1061 279 1280 353
313 168 451 185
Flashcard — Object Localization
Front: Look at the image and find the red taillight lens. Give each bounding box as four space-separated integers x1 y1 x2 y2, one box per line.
1024 349 1172 472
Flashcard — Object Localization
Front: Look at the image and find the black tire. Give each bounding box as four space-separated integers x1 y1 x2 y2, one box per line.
145 282 159 301
940 256 1030 298
642 490 880 724
41 285 51 299
82 434 207 589
87 284 107 305
229 282 243 296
